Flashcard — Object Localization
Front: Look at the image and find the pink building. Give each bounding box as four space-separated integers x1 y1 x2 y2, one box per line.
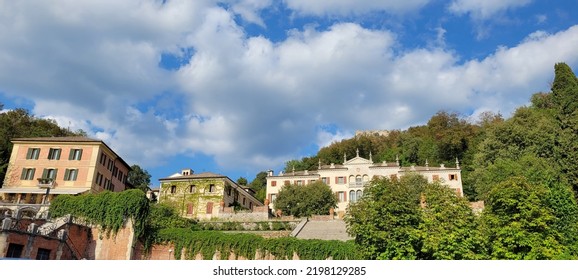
0 137 132 218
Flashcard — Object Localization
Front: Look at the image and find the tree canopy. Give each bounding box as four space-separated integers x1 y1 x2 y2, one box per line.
274 181 337 218
127 164 152 192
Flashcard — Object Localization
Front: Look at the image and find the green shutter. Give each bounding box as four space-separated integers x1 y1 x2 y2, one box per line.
78 149 83 160
42 169 48 179
69 150 74 160
20 168 27 180
53 169 58 179
56 149 61 160
72 169 78 181
30 168 35 180
64 169 70 181
26 148 32 159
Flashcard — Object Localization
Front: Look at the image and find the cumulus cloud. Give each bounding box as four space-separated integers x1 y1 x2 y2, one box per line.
448 0 533 19
1 1 578 178
284 0 432 16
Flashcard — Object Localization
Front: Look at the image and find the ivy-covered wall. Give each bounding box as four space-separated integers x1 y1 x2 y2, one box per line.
160 178 227 219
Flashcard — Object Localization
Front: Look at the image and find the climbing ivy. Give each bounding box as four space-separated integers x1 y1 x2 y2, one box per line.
49 189 150 239
156 228 361 260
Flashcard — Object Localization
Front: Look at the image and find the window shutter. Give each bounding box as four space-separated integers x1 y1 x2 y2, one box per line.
206 202 213 214
21 168 27 180
30 168 35 179
344 192 347 202
78 149 83 160
53 169 58 179
344 177 347 184
64 169 70 180
73 169 78 180
42 169 48 178
335 177 338 183
26 148 32 159
69 150 74 160
56 149 61 160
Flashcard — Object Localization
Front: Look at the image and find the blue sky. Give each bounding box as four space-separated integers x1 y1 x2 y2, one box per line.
1 0 578 187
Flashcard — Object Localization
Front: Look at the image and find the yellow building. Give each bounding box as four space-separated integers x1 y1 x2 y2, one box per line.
0 137 132 218
158 169 263 220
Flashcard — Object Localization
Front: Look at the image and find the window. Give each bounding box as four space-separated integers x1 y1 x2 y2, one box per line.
249 202 253 209
356 190 363 201
209 184 216 192
69 149 83 160
337 191 346 202
321 177 329 184
449 174 458 181
349 190 356 203
206 202 213 214
96 172 103 186
36 248 51 260
242 197 246 205
6 243 23 258
20 168 36 180
271 181 277 187
390 174 398 181
118 171 124 181
112 166 118 177
104 179 111 190
64 169 78 181
336 176 346 184
107 159 114 171
295 180 303 186
270 194 277 202
432 175 440 181
170 185 177 194
42 168 58 180
284 180 290 186
48 148 61 160
26 148 40 160
100 153 107 165
189 185 196 193
234 190 239 201
186 203 193 215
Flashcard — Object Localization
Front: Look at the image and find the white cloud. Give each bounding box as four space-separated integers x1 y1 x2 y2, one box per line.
284 0 432 16
449 0 532 19
1 1 578 178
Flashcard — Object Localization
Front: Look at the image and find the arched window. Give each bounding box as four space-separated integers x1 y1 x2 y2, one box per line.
349 190 356 203
356 190 363 201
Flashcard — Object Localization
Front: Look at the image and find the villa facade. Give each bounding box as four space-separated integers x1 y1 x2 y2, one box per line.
266 150 463 218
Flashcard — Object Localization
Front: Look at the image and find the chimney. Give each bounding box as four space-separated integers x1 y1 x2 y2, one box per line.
181 168 194 176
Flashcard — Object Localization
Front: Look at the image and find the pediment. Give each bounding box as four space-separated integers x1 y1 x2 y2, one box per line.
344 156 373 165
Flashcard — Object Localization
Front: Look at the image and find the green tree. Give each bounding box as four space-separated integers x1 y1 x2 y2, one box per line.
345 174 482 259
274 181 337 218
248 171 268 202
345 174 425 259
551 63 578 194
236 177 248 186
479 177 569 259
128 164 152 192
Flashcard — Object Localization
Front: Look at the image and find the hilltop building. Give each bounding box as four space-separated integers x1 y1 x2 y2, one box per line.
158 169 264 220
266 149 463 218
0 137 132 218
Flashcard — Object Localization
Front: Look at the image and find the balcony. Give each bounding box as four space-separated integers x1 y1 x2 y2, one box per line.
37 178 54 188
348 182 368 188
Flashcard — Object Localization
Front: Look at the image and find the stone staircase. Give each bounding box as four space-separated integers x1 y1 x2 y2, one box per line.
293 219 353 241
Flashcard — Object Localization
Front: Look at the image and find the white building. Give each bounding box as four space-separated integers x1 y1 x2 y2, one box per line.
266 150 463 218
